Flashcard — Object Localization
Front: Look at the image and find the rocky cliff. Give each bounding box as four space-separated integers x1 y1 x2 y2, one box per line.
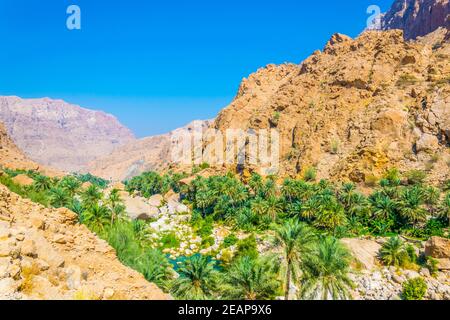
382 0 450 39
0 122 61 177
211 28 450 184
0 184 170 300
87 120 212 181
0 96 135 172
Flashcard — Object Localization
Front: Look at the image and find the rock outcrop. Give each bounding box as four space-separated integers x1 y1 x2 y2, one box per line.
0 96 135 172
381 0 450 40
0 122 61 177
425 236 450 270
87 120 212 181
0 184 170 300
209 29 450 184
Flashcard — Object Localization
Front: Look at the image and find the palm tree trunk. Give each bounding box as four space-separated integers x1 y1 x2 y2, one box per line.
285 260 291 301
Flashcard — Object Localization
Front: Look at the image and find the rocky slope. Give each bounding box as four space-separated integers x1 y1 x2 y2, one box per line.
0 96 135 172
0 122 61 177
87 120 212 181
209 28 449 184
381 0 450 39
0 184 170 300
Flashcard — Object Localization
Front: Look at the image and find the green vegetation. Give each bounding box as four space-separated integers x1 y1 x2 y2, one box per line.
1 166 448 301
126 171 187 197
73 173 109 189
402 278 427 300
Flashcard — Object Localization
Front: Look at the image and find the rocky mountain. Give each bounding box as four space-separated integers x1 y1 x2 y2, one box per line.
209 28 450 185
381 0 450 39
86 120 212 181
0 122 61 177
0 96 135 172
0 184 169 300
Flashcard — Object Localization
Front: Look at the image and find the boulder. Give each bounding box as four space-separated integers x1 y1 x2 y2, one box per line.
341 238 382 270
425 237 450 270
148 194 164 207
416 134 439 153
12 174 34 187
425 237 450 259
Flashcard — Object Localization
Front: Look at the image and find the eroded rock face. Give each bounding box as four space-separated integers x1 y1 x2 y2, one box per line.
210 29 450 185
0 185 170 300
0 122 62 177
86 120 212 181
381 0 450 40
0 96 135 172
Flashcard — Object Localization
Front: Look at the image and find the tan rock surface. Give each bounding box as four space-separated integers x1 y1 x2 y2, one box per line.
341 238 382 271
0 122 62 177
87 120 212 181
381 0 450 40
0 185 170 300
208 29 450 185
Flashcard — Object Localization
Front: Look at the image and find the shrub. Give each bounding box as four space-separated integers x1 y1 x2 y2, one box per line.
425 257 439 277
303 167 317 182
402 278 427 300
364 174 378 187
405 170 426 185
330 139 340 154
222 234 239 248
160 232 180 249
234 235 258 261
396 74 418 87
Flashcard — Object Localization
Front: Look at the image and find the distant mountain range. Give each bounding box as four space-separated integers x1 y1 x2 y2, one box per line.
0 96 135 172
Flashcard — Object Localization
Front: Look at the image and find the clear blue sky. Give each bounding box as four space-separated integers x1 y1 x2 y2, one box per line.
0 0 393 137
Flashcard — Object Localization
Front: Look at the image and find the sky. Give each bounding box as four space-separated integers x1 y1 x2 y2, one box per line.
0 0 393 137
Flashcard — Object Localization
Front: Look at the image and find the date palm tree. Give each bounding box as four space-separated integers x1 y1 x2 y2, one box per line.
264 196 284 221
398 187 427 227
60 176 81 197
81 185 103 208
369 192 396 220
170 255 220 300
49 187 71 208
83 204 111 232
33 175 52 192
300 237 353 300
221 256 280 300
439 193 450 227
274 219 316 300
379 236 407 267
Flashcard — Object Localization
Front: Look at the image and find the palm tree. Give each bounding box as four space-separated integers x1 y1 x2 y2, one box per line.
248 173 264 197
379 236 407 267
170 255 220 300
274 219 316 300
264 196 284 221
222 256 280 300
314 201 347 231
60 176 81 197
33 175 52 192
369 192 396 220
81 185 103 208
398 187 427 227
250 197 267 216
107 189 126 224
49 187 71 208
300 237 353 300
439 193 450 227
83 204 111 231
